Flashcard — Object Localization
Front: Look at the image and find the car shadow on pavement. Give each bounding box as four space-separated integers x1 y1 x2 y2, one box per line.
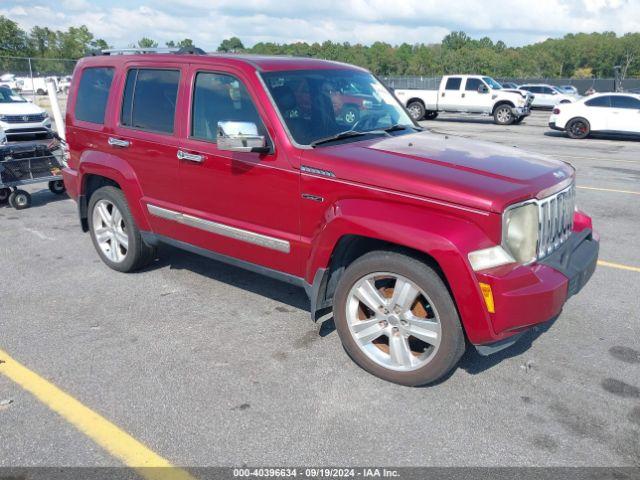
544 131 640 142
145 244 311 311
458 316 559 375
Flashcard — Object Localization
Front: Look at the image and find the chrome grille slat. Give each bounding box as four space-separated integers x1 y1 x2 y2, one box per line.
537 184 575 259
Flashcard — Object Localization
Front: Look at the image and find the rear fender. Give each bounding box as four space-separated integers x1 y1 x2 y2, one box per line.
306 199 499 343
78 150 151 231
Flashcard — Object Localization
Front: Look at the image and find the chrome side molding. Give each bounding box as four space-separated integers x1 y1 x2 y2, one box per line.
146 204 290 253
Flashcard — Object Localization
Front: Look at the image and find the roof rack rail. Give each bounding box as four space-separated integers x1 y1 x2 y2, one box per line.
93 46 206 56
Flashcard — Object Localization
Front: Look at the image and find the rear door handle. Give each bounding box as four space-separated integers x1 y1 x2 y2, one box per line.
107 137 130 148
177 150 204 163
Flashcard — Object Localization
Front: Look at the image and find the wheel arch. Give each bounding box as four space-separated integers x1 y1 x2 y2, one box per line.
77 151 150 233
305 199 498 344
492 100 515 114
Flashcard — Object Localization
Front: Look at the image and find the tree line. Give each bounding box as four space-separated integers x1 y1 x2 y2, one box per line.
1 15 638 79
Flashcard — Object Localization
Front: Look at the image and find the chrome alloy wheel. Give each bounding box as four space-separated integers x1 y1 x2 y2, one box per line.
496 106 512 124
346 272 442 372
408 104 422 120
92 199 129 263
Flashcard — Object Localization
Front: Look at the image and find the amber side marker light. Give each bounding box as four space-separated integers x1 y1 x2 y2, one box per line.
479 282 495 313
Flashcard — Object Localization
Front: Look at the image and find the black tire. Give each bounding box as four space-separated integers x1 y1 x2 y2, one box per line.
88 186 156 272
48 180 66 195
560 100 571 104
9 189 31 210
406 101 426 121
0 187 10 205
566 117 590 139
493 104 515 125
333 250 466 386
423 111 438 120
36 89 46 96
341 105 360 126
513 116 525 125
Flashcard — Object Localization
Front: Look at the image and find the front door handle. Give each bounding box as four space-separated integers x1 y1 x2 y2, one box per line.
108 137 130 148
177 150 204 163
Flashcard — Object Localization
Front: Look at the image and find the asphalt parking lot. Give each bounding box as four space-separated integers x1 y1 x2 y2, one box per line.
0 110 639 470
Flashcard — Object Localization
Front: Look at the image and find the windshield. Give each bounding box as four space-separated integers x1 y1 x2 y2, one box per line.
261 69 415 146
482 77 502 90
0 88 27 103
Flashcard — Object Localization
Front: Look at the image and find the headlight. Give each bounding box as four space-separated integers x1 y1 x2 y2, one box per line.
503 202 538 263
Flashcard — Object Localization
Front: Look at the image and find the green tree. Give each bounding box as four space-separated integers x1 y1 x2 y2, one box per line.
217 37 244 53
137 37 158 49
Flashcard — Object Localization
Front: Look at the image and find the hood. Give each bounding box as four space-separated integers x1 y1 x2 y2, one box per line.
303 131 574 213
0 101 45 115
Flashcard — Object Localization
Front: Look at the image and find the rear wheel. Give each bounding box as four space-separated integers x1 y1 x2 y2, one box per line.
566 117 590 139
0 187 10 205
513 116 525 124
406 101 426 121
9 189 31 210
48 180 66 195
333 251 465 386
493 104 515 125
88 186 156 272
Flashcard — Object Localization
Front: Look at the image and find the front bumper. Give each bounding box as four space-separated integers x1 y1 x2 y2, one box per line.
0 119 52 137
512 106 531 117
474 229 599 352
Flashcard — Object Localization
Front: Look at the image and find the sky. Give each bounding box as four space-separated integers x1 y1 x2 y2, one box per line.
1 0 639 50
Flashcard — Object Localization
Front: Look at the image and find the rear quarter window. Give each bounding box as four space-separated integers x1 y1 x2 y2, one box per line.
585 96 611 108
74 67 114 124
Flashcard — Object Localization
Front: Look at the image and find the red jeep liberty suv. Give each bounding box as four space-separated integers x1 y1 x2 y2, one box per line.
62 49 599 386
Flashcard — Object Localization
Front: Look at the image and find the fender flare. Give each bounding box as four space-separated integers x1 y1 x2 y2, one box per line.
305 199 498 343
78 150 151 231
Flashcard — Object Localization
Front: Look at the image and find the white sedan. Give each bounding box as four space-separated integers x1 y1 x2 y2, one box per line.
519 84 577 108
549 93 640 139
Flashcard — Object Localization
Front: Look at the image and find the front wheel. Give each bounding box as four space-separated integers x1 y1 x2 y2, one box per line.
566 118 590 139
406 101 426 121
341 106 360 126
424 111 438 120
493 105 515 125
333 251 466 386
513 116 525 125
88 186 156 272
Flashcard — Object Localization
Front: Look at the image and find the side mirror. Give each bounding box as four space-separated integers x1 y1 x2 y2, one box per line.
478 85 489 93
217 121 269 154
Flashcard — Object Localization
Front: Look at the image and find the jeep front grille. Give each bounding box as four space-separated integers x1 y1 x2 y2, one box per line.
537 184 575 259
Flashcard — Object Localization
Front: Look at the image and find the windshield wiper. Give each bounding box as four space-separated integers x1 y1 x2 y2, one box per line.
310 130 367 147
381 124 423 133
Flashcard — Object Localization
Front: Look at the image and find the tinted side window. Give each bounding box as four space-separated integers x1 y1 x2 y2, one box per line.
585 96 611 108
529 87 542 94
191 72 266 143
445 77 462 90
75 67 114 124
542 87 555 94
611 95 640 109
465 78 483 91
120 68 180 134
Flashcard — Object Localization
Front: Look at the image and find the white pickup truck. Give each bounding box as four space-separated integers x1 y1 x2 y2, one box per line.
395 75 534 125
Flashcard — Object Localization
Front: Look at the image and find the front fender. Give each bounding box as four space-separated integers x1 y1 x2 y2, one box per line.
78 150 151 231
306 198 500 343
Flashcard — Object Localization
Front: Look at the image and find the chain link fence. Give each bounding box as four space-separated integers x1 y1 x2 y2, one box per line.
0 56 77 99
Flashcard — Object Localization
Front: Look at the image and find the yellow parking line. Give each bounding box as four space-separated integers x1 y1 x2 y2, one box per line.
577 186 640 195
598 260 640 273
0 348 196 480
